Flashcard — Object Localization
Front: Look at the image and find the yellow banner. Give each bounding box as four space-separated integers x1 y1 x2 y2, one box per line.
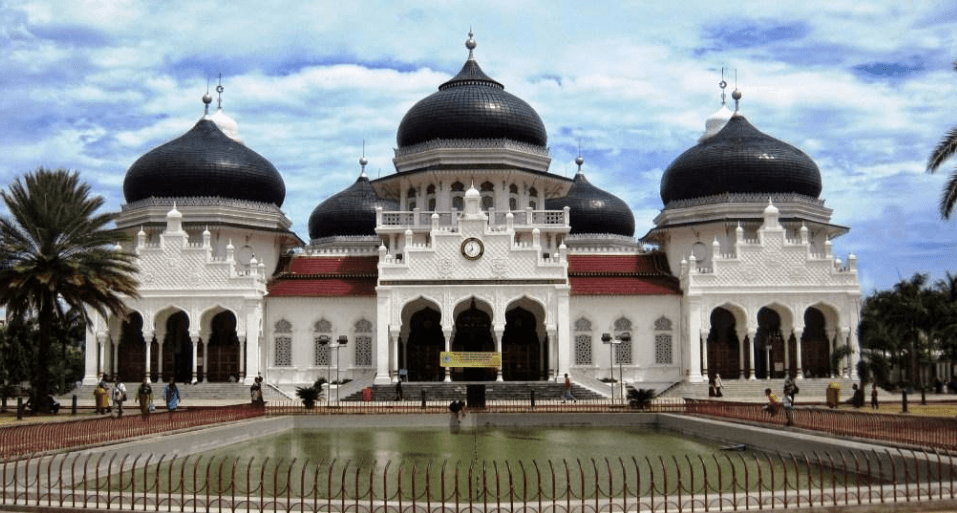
440 352 502 368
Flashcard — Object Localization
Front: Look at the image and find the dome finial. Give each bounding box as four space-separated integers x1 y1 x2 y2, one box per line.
216 73 225 110
465 28 476 60
359 140 368 177
719 67 728 106
731 69 742 112
575 140 585 174
203 77 213 115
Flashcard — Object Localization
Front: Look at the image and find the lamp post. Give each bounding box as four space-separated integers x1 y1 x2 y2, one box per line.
601 333 630 403
334 335 348 405
318 335 331 406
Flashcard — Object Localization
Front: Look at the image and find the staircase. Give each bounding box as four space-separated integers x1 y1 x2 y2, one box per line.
340 381 603 402
62 382 287 405
662 377 886 403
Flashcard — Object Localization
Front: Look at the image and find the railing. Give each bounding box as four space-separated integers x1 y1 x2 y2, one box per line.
687 400 957 451
2 447 955 512
0 406 262 459
266 398 686 416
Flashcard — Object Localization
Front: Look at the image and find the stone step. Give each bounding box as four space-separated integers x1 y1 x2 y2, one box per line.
340 382 603 403
63 382 285 403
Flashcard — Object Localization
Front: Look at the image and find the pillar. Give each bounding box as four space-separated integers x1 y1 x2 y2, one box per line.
686 297 703 382
374 295 392 385
83 329 103 385
494 327 504 381
239 335 247 380
794 328 804 380
839 328 851 378
191 334 200 383
736 328 748 380
546 327 558 381
443 327 453 382
143 330 154 381
700 329 709 379
748 330 757 380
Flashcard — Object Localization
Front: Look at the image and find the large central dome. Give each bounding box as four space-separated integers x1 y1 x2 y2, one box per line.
396 33 547 148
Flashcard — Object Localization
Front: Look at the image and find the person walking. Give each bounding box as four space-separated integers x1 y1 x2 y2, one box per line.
136 378 153 418
112 379 127 417
714 373 724 398
562 373 576 402
164 381 181 413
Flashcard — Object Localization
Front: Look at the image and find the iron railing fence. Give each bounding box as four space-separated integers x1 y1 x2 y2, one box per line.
266 398 687 416
0 406 261 459
3 447 956 512
686 400 957 452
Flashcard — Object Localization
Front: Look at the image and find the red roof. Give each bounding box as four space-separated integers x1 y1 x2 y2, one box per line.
268 255 379 297
567 253 680 296
268 277 377 297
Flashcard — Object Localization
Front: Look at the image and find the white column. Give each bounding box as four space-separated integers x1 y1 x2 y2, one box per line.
111 336 119 378
546 327 558 381
686 297 703 382
736 329 747 380
443 327 453 382
143 330 154 381
245 300 263 385
748 330 758 380
827 328 837 378
191 334 200 383
374 294 392 385
847 305 861 380
239 335 247 380
794 328 804 380
83 329 102 385
494 327 504 381
700 329 709 379
556 287 571 378
840 328 851 378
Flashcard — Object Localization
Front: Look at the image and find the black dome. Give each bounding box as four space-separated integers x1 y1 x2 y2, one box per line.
396 57 547 148
546 172 634 237
308 174 399 240
660 115 822 205
123 119 286 207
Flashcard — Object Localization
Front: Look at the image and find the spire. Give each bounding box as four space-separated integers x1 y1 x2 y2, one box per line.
466 28 476 60
359 141 368 178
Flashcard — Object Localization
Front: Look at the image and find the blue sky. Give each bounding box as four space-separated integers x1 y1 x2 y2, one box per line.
2 1 957 294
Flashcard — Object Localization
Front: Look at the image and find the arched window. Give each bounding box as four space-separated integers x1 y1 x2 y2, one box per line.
654 316 673 365
614 317 632 365
354 319 373 366
313 319 332 366
274 319 292 367
451 181 465 211
574 317 593 366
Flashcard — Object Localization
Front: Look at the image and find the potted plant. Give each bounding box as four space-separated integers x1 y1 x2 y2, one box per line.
296 384 320 409
627 386 656 410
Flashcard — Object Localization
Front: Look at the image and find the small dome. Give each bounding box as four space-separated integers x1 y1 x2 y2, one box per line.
546 172 634 237
396 36 547 148
308 174 399 240
124 118 285 206
210 107 242 143
660 115 822 205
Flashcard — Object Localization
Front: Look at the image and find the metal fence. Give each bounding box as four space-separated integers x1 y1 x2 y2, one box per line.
0 406 261 459
685 400 957 452
3 447 956 512
265 398 687 416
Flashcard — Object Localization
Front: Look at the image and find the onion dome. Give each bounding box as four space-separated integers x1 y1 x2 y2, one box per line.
308 161 399 240
396 31 547 148
660 114 822 205
546 157 634 237
123 94 285 207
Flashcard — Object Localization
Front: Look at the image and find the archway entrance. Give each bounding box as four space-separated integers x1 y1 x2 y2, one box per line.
802 308 831 378
755 308 784 379
502 307 545 381
206 311 241 382
117 313 146 381
161 312 192 383
707 307 740 380
452 300 495 381
403 307 445 382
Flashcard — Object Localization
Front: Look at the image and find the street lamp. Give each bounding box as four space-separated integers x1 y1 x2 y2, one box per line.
601 332 631 403
334 335 348 404
317 335 331 406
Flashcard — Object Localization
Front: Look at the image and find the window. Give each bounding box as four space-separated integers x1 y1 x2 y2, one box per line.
275 337 292 366
314 319 331 366
654 316 673 365
354 337 372 366
614 317 632 365
574 317 593 365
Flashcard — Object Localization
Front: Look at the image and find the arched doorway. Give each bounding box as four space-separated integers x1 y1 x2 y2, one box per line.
452 299 495 381
802 308 831 378
707 307 740 380
755 308 784 379
161 312 192 383
206 311 241 382
502 307 545 381
403 307 445 382
117 313 146 381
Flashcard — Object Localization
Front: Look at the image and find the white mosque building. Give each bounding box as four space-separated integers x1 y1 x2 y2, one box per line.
82 34 861 395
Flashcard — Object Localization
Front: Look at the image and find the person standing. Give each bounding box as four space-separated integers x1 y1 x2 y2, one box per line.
94 382 109 415
164 381 181 413
714 373 724 398
871 383 879 409
395 379 403 401
137 378 153 418
783 375 798 404
562 373 576 402
112 379 127 417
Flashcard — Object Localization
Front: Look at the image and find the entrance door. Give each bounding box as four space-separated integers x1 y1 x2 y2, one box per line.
404 308 445 382
502 307 544 380
707 308 740 380
452 302 495 381
206 312 241 382
162 312 192 383
117 313 146 381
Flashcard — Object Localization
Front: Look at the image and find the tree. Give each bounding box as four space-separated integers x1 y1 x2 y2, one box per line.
0 168 138 409
928 61 957 218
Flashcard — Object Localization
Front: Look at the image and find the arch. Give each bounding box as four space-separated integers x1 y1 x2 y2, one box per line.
755 307 786 379
160 310 192 383
117 311 147 382
707 307 741 380
451 297 495 381
801 306 831 378
502 297 548 381
399 297 445 382
205 310 241 382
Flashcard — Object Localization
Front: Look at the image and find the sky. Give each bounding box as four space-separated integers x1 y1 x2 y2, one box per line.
2 0 957 294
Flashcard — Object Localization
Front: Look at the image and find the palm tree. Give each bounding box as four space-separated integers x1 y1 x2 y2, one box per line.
928 61 957 218
0 168 139 408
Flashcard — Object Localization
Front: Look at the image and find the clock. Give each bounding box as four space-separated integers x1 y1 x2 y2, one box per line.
461 237 484 260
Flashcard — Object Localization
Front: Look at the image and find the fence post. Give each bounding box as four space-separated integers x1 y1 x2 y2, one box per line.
902 390 908 413
71 395 77 415
16 397 23 420
921 387 926 405
530 390 535 408
421 390 426 408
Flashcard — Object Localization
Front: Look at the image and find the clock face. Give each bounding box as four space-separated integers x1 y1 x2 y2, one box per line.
461 237 484 260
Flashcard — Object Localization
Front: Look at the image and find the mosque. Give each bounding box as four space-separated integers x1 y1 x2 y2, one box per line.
82 33 861 395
